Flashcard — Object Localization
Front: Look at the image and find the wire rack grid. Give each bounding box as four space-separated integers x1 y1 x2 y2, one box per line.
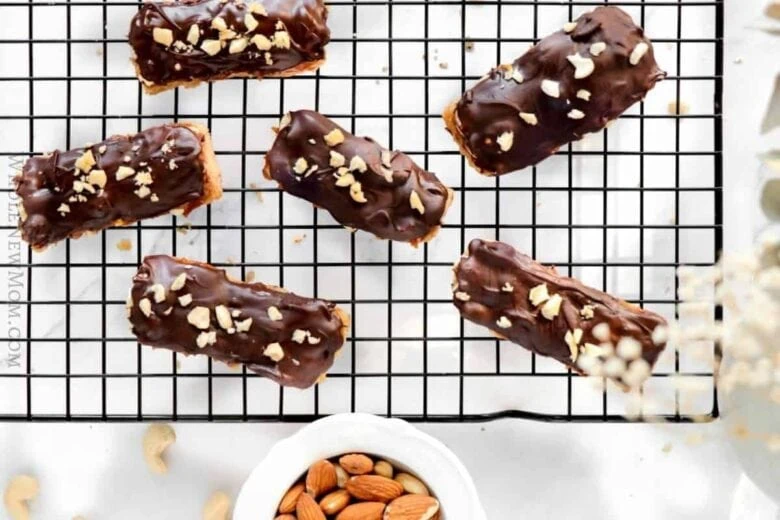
0 0 723 423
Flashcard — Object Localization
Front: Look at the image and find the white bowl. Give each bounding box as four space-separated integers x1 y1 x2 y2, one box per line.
233 413 486 519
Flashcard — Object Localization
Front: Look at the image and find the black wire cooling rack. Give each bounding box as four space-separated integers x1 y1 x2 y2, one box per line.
0 0 723 423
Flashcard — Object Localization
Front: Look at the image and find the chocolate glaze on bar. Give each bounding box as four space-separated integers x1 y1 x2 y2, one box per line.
453 239 668 382
264 110 453 245
445 6 666 175
129 0 329 91
129 256 349 389
15 124 210 250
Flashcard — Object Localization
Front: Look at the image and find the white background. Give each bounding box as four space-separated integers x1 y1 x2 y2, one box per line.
1 0 779 518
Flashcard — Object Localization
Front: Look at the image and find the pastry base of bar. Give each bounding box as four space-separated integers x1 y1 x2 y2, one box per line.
133 56 326 95
261 161 453 248
25 122 222 252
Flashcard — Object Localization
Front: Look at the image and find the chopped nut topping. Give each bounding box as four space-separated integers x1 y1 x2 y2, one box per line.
98 145 107 154
187 306 211 330
163 307 173 316
540 293 563 320
592 322 611 342
502 65 523 83
231 309 241 318
215 305 233 330
629 42 649 66
496 316 512 329
308 335 321 345
349 155 367 173
139 297 153 318
201 39 222 56
379 166 394 183
528 283 550 307
244 13 259 32
590 42 607 56
519 112 538 126
502 282 514 292
251 34 272 51
87 169 107 188
329 151 346 168
349 182 367 203
178 294 193 307
576 89 592 101
151 193 161 203
335 172 355 188
580 305 595 320
267 306 283 321
57 203 70 215
567 109 585 120
324 128 345 147
150 283 166 303
272 30 291 49
211 17 228 32
264 342 284 361
264 52 273 65
381 150 393 168
170 273 187 292
75 150 96 172
186 24 200 45
617 336 642 360
196 330 217 349
541 79 560 98
248 2 267 16
235 317 252 332
152 27 174 47
566 53 595 79
563 22 577 33
293 157 308 175
496 131 514 152
409 190 425 215
229 37 249 54
454 291 470 301
135 186 151 199
291 329 308 343
565 328 583 361
168 159 178 170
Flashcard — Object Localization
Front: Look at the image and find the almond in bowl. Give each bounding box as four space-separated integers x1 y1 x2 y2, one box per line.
275 454 441 520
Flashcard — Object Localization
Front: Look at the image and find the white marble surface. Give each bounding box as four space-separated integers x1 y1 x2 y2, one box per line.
1 0 779 518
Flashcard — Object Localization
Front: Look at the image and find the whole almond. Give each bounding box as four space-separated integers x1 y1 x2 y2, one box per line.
374 460 394 479
278 482 305 513
306 460 338 498
297 492 326 520
340 453 374 475
346 475 404 503
336 502 386 520
320 489 351 515
394 473 430 496
335 464 349 488
383 495 440 520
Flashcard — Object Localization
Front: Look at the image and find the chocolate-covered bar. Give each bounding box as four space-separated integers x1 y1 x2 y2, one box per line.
129 0 330 94
15 123 222 251
264 110 454 245
128 255 349 388
452 239 668 387
443 6 666 176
